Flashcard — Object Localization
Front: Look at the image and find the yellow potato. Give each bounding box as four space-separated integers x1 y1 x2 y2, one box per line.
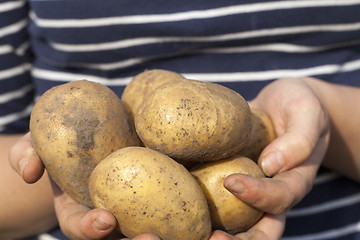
135 79 252 163
30 80 141 207
191 155 265 234
89 146 212 240
238 108 276 161
121 69 185 119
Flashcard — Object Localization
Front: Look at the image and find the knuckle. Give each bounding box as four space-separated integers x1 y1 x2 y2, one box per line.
269 179 297 214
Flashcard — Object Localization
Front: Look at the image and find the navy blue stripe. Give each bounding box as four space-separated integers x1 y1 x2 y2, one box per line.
1 116 30 134
334 233 360 240
29 0 360 23
285 202 360 236
0 52 32 70
0 5 27 29
294 177 360 208
31 42 360 72
29 0 248 19
219 81 273 101
0 89 33 115
32 77 126 98
29 34 360 70
0 76 33 95
28 9 360 42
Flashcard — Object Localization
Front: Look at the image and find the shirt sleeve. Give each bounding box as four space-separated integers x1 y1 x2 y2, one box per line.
0 0 34 134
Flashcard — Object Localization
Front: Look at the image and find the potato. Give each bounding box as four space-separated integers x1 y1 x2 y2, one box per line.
191 155 265 234
89 146 212 240
30 80 141 207
135 79 252 163
121 69 185 119
238 108 276 161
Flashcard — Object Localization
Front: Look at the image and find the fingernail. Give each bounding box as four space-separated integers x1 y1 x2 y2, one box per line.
261 152 284 176
93 218 112 232
19 157 28 177
225 180 246 195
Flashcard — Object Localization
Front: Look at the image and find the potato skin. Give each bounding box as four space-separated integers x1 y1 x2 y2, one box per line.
89 146 212 240
191 155 265 234
238 108 276 161
121 69 185 119
30 80 141 207
135 79 252 162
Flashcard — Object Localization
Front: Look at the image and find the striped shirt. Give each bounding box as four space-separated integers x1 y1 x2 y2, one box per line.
1 0 360 239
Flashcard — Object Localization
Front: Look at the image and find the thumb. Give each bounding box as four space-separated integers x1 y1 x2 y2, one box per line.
52 180 118 240
8 132 45 183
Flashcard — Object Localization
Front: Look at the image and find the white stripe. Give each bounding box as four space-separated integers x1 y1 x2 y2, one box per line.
15 41 30 56
0 0 25 13
281 222 360 240
205 43 321 54
66 40 360 71
32 58 360 85
0 84 33 104
31 68 132 86
203 39 360 54
184 58 360 82
73 58 145 71
0 42 30 56
287 193 360 217
49 22 360 52
0 103 32 126
38 233 60 240
30 0 360 28
0 63 32 80
0 44 13 55
314 172 341 185
0 19 28 38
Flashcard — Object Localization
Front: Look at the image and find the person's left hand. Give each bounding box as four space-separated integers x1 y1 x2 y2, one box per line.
209 77 331 240
9 133 162 240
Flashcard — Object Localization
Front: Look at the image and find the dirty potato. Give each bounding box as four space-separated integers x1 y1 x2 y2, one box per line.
238 108 276 161
134 79 252 163
191 155 265 234
89 146 212 240
30 80 141 207
121 69 185 119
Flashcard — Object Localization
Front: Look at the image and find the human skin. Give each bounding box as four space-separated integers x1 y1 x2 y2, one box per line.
0 134 57 239
210 78 360 240
6 77 360 240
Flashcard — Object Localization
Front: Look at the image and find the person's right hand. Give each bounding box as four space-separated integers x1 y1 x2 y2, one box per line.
9 132 161 240
209 77 330 240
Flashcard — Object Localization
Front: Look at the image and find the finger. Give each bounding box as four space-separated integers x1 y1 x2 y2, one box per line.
8 132 45 183
259 105 328 177
209 213 286 240
255 85 329 177
224 164 314 214
51 181 117 240
209 230 236 240
234 212 286 240
225 127 329 214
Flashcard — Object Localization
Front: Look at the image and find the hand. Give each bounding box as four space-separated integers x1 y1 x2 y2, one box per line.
8 133 117 239
210 213 286 240
8 77 330 240
210 78 330 239
9 133 164 240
